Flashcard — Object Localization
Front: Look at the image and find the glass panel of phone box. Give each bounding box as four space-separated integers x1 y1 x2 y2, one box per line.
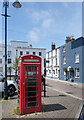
25 66 39 107
17 66 20 104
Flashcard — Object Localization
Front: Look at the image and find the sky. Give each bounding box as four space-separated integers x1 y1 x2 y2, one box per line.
1 1 82 52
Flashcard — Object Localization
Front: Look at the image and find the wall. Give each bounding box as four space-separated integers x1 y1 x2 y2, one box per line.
82 46 84 83
0 42 46 76
60 38 83 83
46 48 60 78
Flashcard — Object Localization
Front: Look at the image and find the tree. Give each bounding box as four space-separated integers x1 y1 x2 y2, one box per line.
12 56 18 81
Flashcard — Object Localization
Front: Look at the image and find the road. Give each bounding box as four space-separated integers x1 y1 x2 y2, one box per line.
46 78 84 100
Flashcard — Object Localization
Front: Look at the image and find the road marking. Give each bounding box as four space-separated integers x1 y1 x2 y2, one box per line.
74 102 84 120
47 86 83 100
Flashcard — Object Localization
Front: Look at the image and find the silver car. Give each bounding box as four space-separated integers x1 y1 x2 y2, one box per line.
0 75 17 96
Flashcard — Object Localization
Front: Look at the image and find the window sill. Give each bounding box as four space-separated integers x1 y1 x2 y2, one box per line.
75 77 80 79
75 61 79 64
63 51 66 53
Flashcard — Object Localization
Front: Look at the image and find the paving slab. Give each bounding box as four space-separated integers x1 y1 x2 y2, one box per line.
0 87 82 119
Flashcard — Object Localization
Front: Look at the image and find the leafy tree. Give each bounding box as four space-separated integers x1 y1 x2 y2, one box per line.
12 56 18 80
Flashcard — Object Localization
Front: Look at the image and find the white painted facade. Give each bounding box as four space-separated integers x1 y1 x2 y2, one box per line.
0 41 46 76
46 47 60 79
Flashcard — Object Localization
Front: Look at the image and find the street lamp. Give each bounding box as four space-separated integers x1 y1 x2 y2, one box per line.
2 0 22 100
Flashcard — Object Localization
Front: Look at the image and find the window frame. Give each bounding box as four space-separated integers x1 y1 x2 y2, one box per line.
75 68 80 78
39 52 42 56
0 59 2 63
20 51 23 55
26 51 29 54
8 58 11 64
8 51 11 56
75 53 79 63
63 46 66 53
0 67 3 72
33 52 35 55
63 56 66 64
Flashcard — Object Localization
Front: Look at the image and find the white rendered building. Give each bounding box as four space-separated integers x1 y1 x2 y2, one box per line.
0 41 46 76
46 43 60 79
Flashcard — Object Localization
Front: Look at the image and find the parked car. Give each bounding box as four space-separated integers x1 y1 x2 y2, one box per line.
0 75 17 96
0 73 3 81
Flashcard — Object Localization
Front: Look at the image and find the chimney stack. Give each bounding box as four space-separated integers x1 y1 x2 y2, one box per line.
65 36 75 43
51 43 55 50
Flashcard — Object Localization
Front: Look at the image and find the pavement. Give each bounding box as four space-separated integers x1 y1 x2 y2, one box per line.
0 83 83 119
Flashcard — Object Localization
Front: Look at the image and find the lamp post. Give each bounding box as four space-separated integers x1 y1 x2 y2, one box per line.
2 0 22 100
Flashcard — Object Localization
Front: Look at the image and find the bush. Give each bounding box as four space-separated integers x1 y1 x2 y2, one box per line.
63 68 67 72
69 68 74 73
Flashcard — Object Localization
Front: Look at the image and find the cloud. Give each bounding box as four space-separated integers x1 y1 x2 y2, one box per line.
25 8 52 24
27 28 40 43
42 18 53 28
62 3 69 8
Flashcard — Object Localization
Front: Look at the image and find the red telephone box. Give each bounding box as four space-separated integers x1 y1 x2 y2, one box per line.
18 54 41 114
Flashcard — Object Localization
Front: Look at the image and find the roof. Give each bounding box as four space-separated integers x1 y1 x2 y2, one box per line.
10 40 28 43
15 46 46 50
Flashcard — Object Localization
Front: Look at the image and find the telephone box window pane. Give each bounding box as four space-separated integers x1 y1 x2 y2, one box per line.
25 77 27 81
28 77 36 81
25 87 28 91
28 72 36 76
25 67 27 76
28 97 36 102
28 92 36 97
37 67 38 74
28 66 31 71
28 87 36 91
25 97 37 103
28 66 36 71
28 82 36 86
28 102 36 107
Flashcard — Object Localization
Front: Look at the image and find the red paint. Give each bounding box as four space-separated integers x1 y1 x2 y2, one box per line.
18 55 41 114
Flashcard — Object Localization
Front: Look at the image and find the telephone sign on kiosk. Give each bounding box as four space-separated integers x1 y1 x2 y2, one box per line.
18 55 41 114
